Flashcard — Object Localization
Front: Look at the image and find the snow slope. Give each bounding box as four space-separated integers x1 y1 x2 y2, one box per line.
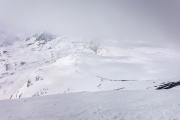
0 90 180 120
1 32 180 100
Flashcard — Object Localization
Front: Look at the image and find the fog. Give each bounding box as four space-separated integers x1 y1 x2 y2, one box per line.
0 0 180 92
0 0 179 47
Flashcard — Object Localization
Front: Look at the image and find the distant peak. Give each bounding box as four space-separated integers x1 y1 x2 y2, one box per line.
26 32 57 42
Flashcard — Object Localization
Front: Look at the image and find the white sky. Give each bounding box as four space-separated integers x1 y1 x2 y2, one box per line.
0 0 179 47
0 0 180 80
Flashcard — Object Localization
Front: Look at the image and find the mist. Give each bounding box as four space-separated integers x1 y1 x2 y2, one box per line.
0 0 179 47
0 0 180 80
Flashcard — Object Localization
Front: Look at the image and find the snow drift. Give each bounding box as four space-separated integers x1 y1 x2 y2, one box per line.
0 90 180 120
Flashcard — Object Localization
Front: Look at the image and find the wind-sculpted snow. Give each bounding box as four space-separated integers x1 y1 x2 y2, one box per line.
0 32 180 100
0 32 103 99
0 90 180 120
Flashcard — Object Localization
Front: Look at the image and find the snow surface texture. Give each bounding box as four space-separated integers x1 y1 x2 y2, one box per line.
0 90 180 120
1 32 180 100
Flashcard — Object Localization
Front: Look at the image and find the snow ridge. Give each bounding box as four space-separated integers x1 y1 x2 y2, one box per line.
0 32 180 100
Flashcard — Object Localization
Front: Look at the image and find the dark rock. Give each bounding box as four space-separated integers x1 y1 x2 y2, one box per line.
156 81 180 90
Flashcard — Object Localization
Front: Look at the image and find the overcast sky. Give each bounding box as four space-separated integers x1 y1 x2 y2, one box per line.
0 0 179 46
0 0 180 80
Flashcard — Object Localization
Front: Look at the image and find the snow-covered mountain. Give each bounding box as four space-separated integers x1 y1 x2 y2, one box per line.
0 32 180 100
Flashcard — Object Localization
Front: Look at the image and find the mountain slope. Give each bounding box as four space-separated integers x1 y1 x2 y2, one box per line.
1 32 180 100
0 90 180 120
